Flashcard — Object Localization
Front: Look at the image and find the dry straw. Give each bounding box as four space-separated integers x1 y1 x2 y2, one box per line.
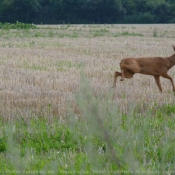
0 24 175 121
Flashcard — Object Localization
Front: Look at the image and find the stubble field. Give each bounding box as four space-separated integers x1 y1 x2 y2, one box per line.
0 24 175 173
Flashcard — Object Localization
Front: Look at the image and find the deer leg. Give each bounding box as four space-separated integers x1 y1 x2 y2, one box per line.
162 74 175 92
120 68 125 81
154 76 162 92
120 63 125 81
112 71 122 87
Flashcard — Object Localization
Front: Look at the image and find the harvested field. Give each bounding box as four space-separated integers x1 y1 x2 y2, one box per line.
0 24 175 121
1 24 175 173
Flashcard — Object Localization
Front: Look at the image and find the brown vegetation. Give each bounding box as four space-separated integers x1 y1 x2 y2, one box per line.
0 24 175 121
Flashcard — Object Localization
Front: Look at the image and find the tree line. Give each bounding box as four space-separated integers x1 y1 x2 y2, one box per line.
0 0 175 24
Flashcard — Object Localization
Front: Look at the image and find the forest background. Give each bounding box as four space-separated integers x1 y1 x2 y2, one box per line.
0 0 175 24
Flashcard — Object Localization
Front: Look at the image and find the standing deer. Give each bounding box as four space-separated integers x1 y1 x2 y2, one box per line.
113 45 175 92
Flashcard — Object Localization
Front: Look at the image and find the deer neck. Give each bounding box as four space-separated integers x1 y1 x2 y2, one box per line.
166 54 175 68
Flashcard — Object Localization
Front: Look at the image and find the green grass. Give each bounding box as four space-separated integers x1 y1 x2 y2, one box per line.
113 31 143 37
0 22 37 29
153 27 158 37
18 60 82 72
1 78 175 174
89 28 109 37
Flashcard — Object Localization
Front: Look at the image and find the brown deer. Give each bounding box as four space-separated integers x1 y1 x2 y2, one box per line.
113 45 175 92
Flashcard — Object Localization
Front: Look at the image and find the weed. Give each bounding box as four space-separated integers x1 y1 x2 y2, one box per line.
0 22 37 29
48 31 54 37
89 28 109 37
153 27 158 37
113 31 143 37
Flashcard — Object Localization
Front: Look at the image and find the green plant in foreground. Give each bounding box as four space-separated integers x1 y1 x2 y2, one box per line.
1 76 175 173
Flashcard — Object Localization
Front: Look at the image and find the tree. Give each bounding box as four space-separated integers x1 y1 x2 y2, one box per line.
0 0 174 24
81 0 124 23
0 0 13 22
153 2 172 23
0 0 40 23
122 0 136 16
13 0 40 23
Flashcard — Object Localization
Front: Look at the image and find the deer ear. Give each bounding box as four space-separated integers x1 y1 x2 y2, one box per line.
172 45 175 51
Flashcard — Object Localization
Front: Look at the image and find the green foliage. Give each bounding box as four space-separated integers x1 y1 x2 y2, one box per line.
0 0 175 24
0 98 175 172
153 27 158 37
14 120 78 154
90 28 109 37
0 22 37 29
0 137 6 152
113 31 143 37
1 77 175 172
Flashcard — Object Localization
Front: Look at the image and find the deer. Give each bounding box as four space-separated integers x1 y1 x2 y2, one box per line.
113 45 175 92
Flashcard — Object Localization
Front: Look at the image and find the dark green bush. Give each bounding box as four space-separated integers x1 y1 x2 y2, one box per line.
0 22 38 29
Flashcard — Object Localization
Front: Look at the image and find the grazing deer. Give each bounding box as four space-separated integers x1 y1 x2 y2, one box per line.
113 45 175 92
